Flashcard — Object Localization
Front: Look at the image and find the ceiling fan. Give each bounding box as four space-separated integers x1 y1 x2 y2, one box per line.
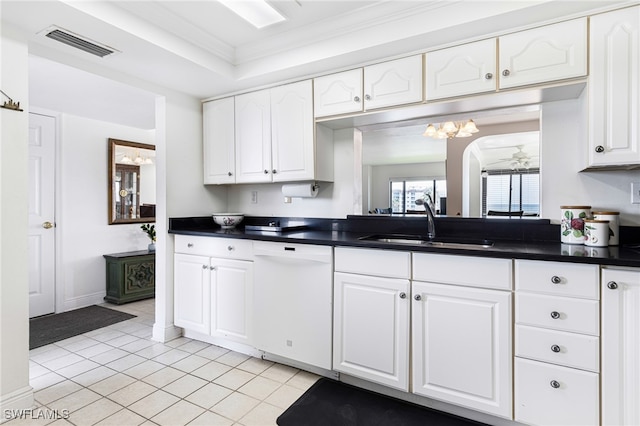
485 145 537 170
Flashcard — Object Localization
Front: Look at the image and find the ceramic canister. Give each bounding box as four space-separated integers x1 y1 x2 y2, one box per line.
584 219 610 247
592 211 620 246
560 206 592 244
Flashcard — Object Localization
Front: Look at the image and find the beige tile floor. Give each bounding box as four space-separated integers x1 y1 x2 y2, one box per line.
11 299 318 426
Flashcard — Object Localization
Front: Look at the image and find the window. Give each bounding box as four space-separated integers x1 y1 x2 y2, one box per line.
390 179 447 214
482 169 539 216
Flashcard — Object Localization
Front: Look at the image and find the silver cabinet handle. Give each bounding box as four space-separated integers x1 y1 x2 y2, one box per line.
353 96 360 103
550 380 560 389
365 94 371 101
551 344 561 353
550 311 561 319
607 281 618 290
414 294 422 301
264 169 269 174
485 73 493 80
551 275 562 284
502 69 511 76
202 265 208 270
272 169 277 174
228 171 233 176
399 292 406 299
227 246 235 251
595 145 605 153
187 243 194 248
210 266 217 271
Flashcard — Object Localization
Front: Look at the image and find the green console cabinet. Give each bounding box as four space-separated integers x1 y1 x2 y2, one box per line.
104 250 155 304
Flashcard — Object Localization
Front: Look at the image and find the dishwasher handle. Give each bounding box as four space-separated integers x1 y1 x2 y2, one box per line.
253 243 332 264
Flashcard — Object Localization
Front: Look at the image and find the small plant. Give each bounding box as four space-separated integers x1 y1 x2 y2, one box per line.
141 224 156 242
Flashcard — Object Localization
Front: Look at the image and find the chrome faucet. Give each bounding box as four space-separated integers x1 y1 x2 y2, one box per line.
415 195 436 240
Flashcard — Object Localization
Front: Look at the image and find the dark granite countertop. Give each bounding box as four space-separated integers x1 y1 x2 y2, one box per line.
169 215 640 268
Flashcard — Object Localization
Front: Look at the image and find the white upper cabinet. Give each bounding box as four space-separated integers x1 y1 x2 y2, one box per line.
203 98 235 184
235 89 272 184
587 6 640 168
498 18 587 89
426 38 497 101
314 69 363 118
270 80 316 182
314 55 423 118
363 55 424 110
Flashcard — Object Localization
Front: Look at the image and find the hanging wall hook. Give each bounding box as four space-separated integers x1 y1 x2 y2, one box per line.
0 89 23 112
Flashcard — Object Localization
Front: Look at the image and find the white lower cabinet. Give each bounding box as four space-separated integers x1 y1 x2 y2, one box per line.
601 267 640 426
174 236 254 346
333 271 410 391
411 281 512 418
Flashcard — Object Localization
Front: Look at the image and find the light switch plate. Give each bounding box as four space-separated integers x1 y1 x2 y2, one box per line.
632 182 640 204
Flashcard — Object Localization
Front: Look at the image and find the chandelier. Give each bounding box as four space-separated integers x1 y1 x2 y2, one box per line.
423 119 479 139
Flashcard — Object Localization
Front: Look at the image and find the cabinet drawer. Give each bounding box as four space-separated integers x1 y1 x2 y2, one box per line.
515 325 599 372
515 358 599 426
516 293 599 336
413 253 512 290
515 260 599 299
174 235 253 259
335 247 410 279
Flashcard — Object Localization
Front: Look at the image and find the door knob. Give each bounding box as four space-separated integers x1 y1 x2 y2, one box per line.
42 221 54 229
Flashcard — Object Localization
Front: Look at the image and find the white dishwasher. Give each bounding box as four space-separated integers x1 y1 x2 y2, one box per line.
253 241 333 370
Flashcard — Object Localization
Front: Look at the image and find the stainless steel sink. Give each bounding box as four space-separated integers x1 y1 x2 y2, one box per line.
358 234 494 249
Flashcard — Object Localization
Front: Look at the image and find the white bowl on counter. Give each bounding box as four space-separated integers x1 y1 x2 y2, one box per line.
213 213 244 229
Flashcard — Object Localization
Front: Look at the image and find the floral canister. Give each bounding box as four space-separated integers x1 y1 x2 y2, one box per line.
584 219 610 247
560 206 591 244
592 211 619 245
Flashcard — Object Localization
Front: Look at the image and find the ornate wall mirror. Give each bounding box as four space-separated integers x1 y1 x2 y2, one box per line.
108 138 156 224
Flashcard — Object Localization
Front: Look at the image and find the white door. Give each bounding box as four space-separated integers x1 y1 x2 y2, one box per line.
313 68 364 118
363 55 424 110
601 268 640 426
333 272 410 391
235 89 272 183
270 80 314 182
210 258 253 345
412 281 512 418
174 254 210 335
28 113 56 318
203 98 235 184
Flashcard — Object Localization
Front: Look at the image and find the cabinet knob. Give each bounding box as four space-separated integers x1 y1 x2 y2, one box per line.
551 275 562 284
550 311 561 320
210 266 217 271
399 292 407 299
202 265 208 270
354 96 361 103
228 171 233 176
607 281 618 290
365 94 371 101
595 145 605 153
264 169 269 174
550 380 561 389
227 246 235 251
414 294 422 301
485 73 493 80
187 243 194 248
551 344 561 353
502 69 510 77
272 169 277 174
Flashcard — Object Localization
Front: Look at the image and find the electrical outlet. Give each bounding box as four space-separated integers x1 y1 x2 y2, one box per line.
251 191 258 204
632 183 640 204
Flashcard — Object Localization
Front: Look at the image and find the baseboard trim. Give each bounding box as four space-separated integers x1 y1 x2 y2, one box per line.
0 386 34 424
151 323 182 343
61 292 105 312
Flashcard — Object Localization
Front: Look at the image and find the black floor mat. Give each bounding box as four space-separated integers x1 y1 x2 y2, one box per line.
29 305 136 349
277 378 488 426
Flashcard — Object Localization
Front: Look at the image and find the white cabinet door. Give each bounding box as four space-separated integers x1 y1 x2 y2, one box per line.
426 38 497 101
174 253 210 335
314 69 363 118
364 55 424 110
588 6 640 168
412 281 512 418
498 18 587 89
601 268 640 426
270 80 314 182
203 98 235 184
235 89 271 183
333 272 410 391
210 258 253 345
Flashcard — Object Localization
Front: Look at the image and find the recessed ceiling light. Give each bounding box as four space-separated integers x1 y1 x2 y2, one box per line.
218 0 286 29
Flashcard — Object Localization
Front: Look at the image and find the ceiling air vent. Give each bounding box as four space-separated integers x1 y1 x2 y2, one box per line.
44 28 116 58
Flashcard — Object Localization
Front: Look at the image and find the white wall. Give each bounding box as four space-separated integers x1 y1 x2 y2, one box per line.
0 27 33 417
56 114 155 311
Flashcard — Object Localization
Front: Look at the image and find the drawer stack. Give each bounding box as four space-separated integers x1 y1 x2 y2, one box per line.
514 260 600 426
